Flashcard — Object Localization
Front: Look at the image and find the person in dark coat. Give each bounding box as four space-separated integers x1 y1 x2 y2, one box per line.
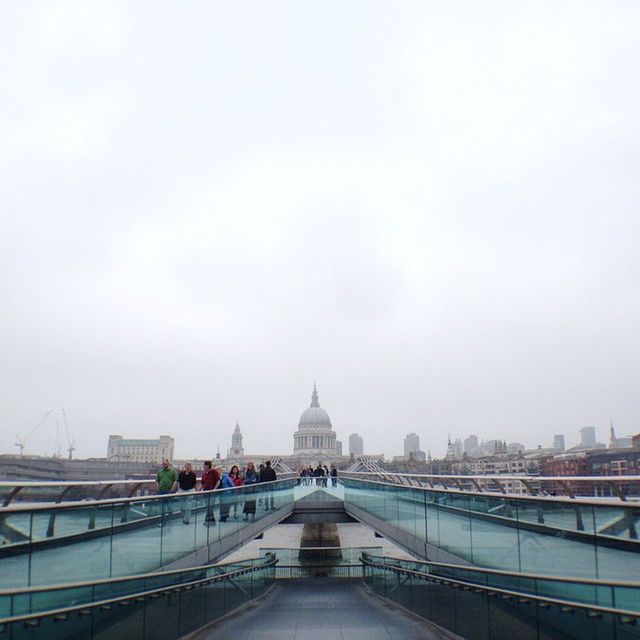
243 462 259 520
259 460 277 510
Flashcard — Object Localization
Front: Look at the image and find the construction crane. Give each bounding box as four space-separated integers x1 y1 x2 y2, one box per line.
61 408 75 460
14 410 53 456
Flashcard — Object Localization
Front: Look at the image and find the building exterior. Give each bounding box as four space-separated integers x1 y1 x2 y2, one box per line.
349 433 364 456
107 435 174 463
404 433 420 458
0 455 155 482
553 434 565 452
609 424 632 449
540 453 590 477
228 422 244 458
580 426 597 449
463 435 480 458
292 384 338 458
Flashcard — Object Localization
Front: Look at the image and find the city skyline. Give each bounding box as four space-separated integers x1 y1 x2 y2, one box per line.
2 3 640 462
2 401 628 461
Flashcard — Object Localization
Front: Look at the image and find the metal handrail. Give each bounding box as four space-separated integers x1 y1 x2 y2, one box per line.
341 473 640 506
0 555 277 627
361 552 640 588
362 557 640 620
0 477 296 512
344 471 640 483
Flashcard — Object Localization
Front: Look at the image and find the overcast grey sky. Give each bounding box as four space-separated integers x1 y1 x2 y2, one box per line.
2 1 640 460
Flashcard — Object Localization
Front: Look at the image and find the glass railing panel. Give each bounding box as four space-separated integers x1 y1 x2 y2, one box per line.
157 494 198 567
26 584 95 617
0 514 31 589
203 578 227 622
29 509 115 586
594 504 640 581
485 594 537 640
517 523 599 579
467 497 521 570
92 602 145 640
397 488 418 538
223 572 249 614
176 582 208 638
613 584 640 613
409 575 433 623
428 574 457 633
424 498 441 552
433 492 474 560
536 604 617 640
142 590 182 640
0 510 31 549
454 586 492 640
9 611 95 640
92 576 150 603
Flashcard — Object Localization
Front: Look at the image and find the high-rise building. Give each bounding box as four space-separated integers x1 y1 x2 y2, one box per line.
464 434 480 457
506 442 525 455
336 440 342 456
404 433 420 458
349 433 364 456
553 434 565 452
580 426 597 449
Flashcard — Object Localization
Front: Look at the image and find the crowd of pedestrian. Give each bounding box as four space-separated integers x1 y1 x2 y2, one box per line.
297 463 338 487
154 458 279 527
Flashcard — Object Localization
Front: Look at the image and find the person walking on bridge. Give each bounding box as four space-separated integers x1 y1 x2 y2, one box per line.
259 460 277 511
155 458 178 527
200 460 220 526
242 462 259 520
178 462 197 524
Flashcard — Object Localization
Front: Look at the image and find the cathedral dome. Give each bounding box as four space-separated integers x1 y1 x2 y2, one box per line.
298 384 332 431
293 384 338 456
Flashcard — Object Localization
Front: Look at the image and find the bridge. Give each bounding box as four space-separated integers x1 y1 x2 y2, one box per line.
0 473 639 639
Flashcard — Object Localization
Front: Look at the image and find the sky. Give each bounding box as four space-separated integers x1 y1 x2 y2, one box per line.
1 1 640 460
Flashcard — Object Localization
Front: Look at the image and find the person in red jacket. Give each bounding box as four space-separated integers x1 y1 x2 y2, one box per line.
229 465 243 519
200 460 220 525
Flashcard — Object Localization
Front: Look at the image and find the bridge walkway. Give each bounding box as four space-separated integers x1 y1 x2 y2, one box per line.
194 578 453 640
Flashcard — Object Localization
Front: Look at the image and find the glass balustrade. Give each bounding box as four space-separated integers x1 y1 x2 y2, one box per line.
0 480 294 589
362 554 640 640
0 557 276 640
343 478 640 580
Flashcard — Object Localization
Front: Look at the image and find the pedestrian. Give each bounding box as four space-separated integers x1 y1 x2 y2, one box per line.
330 464 338 488
178 462 197 524
242 462 259 520
219 467 234 521
259 460 277 511
229 465 244 518
313 463 324 487
257 463 265 508
155 458 178 527
200 460 221 526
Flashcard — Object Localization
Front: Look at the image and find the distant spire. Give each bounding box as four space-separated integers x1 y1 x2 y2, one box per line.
311 382 320 408
609 420 616 448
